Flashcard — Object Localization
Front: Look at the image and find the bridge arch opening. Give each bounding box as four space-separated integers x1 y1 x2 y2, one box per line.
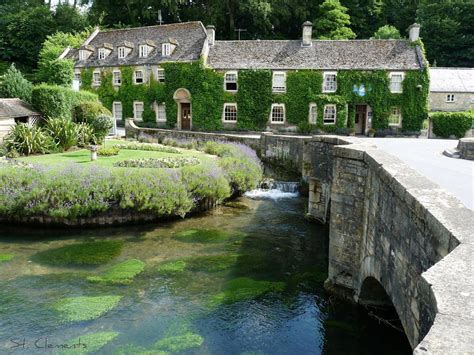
359 276 392 307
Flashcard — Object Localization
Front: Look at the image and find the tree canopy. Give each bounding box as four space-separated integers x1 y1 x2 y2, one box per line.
314 0 356 40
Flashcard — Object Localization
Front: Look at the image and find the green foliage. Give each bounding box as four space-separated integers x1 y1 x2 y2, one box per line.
0 64 33 102
286 70 323 125
373 25 402 39
182 162 231 203
3 123 54 155
44 118 77 150
32 241 124 266
113 142 181 154
54 295 122 323
153 332 204 352
73 100 112 124
91 114 113 142
44 59 74 87
75 122 95 147
0 254 14 263
65 332 119 355
87 259 146 285
157 260 187 274
314 0 356 40
113 157 200 169
209 277 285 306
431 111 473 139
97 146 120 156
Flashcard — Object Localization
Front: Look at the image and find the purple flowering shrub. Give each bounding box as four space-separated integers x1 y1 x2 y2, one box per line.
182 162 231 203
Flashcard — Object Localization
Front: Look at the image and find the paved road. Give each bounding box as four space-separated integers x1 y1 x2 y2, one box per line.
367 138 474 210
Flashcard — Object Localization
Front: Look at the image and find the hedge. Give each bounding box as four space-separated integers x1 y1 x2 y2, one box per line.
431 111 473 139
31 84 99 120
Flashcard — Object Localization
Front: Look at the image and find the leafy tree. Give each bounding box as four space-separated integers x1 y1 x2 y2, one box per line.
314 0 356 39
0 64 33 102
342 0 385 38
384 0 420 36
53 3 89 33
417 0 474 67
373 25 402 39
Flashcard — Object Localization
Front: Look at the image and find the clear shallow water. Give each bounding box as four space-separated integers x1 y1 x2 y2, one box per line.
0 196 410 354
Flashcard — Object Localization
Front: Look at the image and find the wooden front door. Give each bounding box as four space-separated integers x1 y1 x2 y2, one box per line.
355 105 367 135
181 103 191 130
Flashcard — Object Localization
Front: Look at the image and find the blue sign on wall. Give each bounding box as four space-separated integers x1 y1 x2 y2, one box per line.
353 84 366 97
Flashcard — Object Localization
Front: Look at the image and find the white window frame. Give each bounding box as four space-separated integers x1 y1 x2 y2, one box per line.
133 101 144 121
98 48 107 60
446 94 456 103
272 71 287 93
93 70 101 86
270 103 286 124
74 71 81 82
155 102 167 122
162 43 171 57
118 47 126 59
389 72 404 94
222 103 238 123
113 70 121 86
308 103 317 124
224 71 238 92
323 104 337 125
156 68 165 83
112 101 123 121
134 70 144 85
79 50 86 61
323 72 337 93
389 106 402 127
139 45 148 58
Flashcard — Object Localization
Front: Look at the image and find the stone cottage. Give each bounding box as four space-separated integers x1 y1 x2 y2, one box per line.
0 98 41 139
65 21 429 134
429 68 474 112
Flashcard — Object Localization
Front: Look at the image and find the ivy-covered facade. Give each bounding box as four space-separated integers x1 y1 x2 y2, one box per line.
69 21 429 134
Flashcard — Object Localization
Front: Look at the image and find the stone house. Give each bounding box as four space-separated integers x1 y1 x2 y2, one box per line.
429 68 474 112
65 21 428 134
0 98 41 139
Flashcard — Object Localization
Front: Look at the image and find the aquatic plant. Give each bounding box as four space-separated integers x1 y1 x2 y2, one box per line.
32 241 124 266
157 260 187 274
54 295 122 323
87 259 145 285
0 254 14 263
154 332 204 352
186 254 239 272
113 157 200 169
174 229 238 243
65 331 119 354
209 277 285 306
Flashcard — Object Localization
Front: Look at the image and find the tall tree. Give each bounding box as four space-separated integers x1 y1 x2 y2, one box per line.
313 0 356 39
373 25 402 39
417 0 474 67
0 64 33 102
342 0 385 38
384 0 420 35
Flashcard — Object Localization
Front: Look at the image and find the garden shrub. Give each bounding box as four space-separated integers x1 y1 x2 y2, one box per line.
31 84 74 119
90 114 113 143
54 295 122 323
431 111 473 139
44 118 77 151
182 162 231 203
72 100 111 124
32 241 124 266
87 259 145 285
113 141 181 154
3 123 54 155
114 157 200 169
75 122 95 147
0 64 33 102
97 146 120 156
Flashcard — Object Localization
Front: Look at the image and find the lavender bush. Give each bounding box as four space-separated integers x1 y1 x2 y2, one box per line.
114 157 200 169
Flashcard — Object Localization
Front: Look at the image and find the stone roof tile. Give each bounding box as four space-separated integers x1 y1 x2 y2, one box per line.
0 99 40 119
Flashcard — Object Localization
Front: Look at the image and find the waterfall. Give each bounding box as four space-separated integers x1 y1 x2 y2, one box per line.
244 180 300 200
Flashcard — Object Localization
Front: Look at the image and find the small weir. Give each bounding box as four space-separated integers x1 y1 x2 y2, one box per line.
245 180 300 200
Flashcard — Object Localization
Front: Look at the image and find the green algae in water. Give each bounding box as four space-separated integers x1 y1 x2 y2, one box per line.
0 254 14 263
87 259 146 285
117 344 168 355
157 260 187 274
185 254 239 272
60 331 120 355
209 277 285 306
32 241 124 267
154 332 204 352
54 295 122 323
174 229 244 243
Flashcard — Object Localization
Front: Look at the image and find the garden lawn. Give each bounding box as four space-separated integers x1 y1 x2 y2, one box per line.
18 140 212 169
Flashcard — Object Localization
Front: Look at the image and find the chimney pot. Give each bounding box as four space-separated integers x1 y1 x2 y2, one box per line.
408 23 421 42
206 25 216 46
302 21 313 47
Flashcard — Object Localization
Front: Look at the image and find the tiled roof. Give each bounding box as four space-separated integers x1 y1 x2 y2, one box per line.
430 68 474 93
0 99 40 119
69 21 207 68
207 39 422 70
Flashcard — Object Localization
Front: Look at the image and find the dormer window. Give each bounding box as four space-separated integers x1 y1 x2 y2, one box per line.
323 72 337 93
162 43 171 57
79 50 88 61
272 71 287 93
139 45 148 58
118 47 126 59
98 48 107 60
134 70 144 84
224 71 238 92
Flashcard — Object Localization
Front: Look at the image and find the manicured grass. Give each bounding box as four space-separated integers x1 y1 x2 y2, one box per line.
32 241 124 267
18 139 211 169
87 259 146 285
54 295 122 323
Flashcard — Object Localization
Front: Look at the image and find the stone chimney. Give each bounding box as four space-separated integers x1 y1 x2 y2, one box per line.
206 25 216 46
408 23 421 42
302 21 313 47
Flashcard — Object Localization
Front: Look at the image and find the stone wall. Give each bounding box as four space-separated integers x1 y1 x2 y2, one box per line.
429 92 474 112
305 136 474 353
458 138 474 160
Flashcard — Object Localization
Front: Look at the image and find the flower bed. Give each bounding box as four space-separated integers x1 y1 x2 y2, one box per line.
114 157 200 169
113 142 181 154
